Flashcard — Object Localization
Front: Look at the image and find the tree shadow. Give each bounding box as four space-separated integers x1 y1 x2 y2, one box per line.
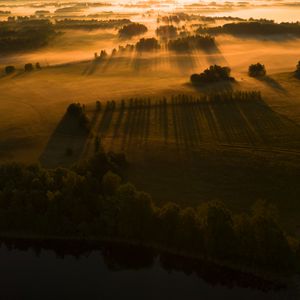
174 54 196 73
82 57 107 76
204 46 228 66
256 76 287 94
39 112 90 168
190 80 236 94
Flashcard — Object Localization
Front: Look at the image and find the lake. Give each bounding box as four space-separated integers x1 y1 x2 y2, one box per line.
0 240 298 300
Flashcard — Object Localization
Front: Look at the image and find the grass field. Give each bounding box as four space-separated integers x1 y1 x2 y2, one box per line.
1 36 300 236
37 92 300 236
1 49 300 164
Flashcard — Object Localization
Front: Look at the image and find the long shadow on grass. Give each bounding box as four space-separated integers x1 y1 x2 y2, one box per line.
39 112 91 168
191 81 235 94
82 58 107 76
207 96 288 146
256 76 287 94
98 101 115 136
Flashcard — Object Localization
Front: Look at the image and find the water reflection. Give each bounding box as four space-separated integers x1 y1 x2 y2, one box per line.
0 238 298 299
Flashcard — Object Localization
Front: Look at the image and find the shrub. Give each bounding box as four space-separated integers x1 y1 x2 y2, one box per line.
4 65 15 74
191 65 234 86
24 63 33 72
248 63 266 77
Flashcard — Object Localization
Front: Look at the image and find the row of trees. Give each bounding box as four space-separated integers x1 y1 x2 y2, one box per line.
248 61 300 78
0 152 298 273
197 21 300 36
0 19 55 53
4 62 42 74
54 19 131 30
135 38 160 51
191 61 300 84
156 25 178 38
168 35 217 52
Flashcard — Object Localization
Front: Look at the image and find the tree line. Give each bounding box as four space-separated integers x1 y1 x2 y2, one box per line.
55 19 131 30
119 23 148 38
0 152 298 273
197 21 300 37
190 61 300 86
168 35 217 52
0 19 55 54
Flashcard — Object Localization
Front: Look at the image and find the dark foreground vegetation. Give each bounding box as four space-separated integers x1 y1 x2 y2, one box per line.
191 65 234 86
0 18 55 53
0 151 299 275
198 21 300 37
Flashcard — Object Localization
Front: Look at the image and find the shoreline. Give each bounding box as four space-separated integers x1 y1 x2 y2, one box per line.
0 232 295 289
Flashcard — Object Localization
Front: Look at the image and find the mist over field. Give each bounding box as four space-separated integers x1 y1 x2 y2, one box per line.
1 1 300 299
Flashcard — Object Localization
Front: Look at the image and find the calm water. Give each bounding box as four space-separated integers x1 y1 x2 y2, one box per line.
0 242 298 300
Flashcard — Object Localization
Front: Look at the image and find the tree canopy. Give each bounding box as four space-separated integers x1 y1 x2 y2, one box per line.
0 153 297 273
119 23 148 38
248 63 266 77
191 65 234 86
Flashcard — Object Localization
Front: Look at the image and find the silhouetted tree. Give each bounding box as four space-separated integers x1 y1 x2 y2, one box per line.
96 101 102 111
156 25 177 38
24 63 33 72
119 23 148 38
191 65 234 86
248 63 266 77
295 61 300 78
135 38 160 51
4 65 15 74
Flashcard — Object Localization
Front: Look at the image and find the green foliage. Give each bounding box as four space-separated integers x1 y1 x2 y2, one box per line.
248 63 266 77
